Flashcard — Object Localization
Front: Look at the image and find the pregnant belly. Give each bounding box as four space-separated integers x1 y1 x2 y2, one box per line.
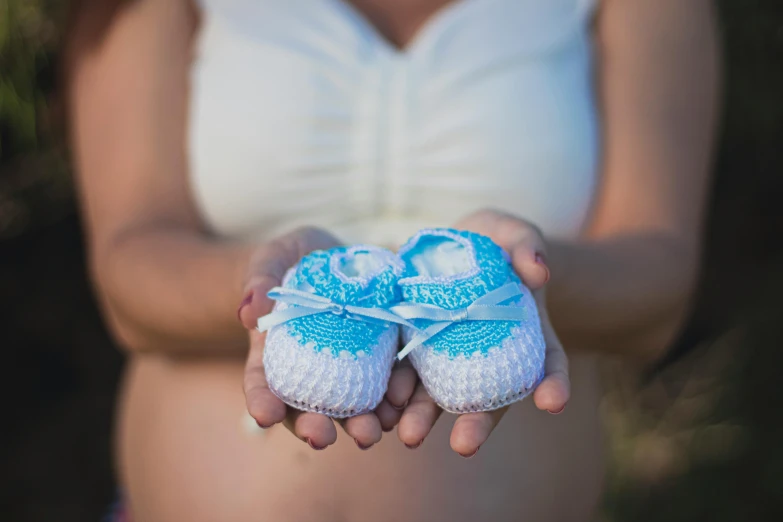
118 353 606 522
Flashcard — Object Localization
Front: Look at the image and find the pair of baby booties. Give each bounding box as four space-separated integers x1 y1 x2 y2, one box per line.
257 228 546 417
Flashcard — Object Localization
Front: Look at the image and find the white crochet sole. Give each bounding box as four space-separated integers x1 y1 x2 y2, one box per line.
264 324 398 418
406 291 546 413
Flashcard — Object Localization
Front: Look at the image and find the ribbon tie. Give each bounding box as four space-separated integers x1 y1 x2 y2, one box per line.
391 282 526 360
256 287 415 333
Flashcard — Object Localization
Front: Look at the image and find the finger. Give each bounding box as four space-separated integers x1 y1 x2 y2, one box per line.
533 349 570 413
453 208 505 234
238 274 286 330
285 409 338 450
244 331 287 427
533 307 571 413
385 362 417 410
282 226 343 261
245 330 337 447
508 235 549 291
256 227 341 281
455 210 549 290
397 382 443 448
259 227 341 285
449 408 508 457
340 413 383 449
375 399 403 432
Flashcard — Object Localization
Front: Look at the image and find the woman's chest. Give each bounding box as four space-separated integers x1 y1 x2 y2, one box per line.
188 0 599 241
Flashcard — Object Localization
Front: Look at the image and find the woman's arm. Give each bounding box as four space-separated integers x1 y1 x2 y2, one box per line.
397 0 723 456
459 0 721 364
70 0 385 449
69 0 334 355
548 0 721 361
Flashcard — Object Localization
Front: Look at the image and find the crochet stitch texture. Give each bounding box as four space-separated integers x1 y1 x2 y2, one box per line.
397 229 546 413
262 246 404 417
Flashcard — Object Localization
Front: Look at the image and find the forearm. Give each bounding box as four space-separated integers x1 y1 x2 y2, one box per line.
92 225 254 355
548 0 720 362
546 232 698 362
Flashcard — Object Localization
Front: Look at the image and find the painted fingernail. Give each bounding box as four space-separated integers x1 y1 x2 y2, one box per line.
535 253 550 284
390 399 409 411
305 437 326 450
382 426 394 433
355 439 374 451
255 420 273 429
405 440 423 450
547 404 566 415
237 291 254 322
459 446 480 459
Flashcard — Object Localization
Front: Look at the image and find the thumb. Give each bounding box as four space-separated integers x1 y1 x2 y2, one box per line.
274 226 343 266
239 227 342 329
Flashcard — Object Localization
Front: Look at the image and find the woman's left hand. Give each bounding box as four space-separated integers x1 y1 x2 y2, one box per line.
395 209 571 457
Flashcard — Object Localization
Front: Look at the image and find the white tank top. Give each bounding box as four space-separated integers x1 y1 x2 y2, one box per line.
189 0 599 246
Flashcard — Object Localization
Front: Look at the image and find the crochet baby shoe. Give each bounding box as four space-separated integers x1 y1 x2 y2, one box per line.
257 245 410 418
392 228 546 413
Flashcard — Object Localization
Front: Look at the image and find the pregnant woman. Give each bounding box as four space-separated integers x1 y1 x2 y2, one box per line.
66 0 719 520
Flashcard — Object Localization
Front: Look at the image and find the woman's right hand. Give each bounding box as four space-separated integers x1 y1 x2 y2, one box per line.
238 227 417 450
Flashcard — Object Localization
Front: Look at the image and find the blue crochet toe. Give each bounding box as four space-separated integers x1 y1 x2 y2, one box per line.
258 245 409 418
393 228 546 413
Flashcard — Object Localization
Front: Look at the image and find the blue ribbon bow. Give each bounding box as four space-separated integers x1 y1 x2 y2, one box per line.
391 282 526 360
256 287 415 333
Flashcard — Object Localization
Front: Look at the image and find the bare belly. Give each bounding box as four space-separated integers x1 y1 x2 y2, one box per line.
118 353 606 522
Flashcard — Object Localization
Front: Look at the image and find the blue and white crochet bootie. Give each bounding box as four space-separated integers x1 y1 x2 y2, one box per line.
393 228 546 413
257 246 409 418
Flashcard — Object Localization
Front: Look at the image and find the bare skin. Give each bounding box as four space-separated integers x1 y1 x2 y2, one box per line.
69 0 719 520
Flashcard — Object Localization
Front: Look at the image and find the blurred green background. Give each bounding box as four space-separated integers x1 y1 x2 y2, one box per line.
1 1 782 521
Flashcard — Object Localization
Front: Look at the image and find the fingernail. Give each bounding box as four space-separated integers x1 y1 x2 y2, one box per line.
459 446 480 459
547 404 566 415
305 437 326 450
237 291 253 322
354 439 374 451
405 440 423 450
382 426 394 433
255 420 273 429
535 253 550 284
390 399 409 411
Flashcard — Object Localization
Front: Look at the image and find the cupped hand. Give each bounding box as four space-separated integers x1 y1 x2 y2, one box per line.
394 209 571 457
239 227 415 450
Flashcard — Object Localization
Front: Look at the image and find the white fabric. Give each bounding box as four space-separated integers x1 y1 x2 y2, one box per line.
188 0 599 247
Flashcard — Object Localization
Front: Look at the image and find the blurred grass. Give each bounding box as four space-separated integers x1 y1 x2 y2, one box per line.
0 0 71 239
0 0 782 521
0 0 61 157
